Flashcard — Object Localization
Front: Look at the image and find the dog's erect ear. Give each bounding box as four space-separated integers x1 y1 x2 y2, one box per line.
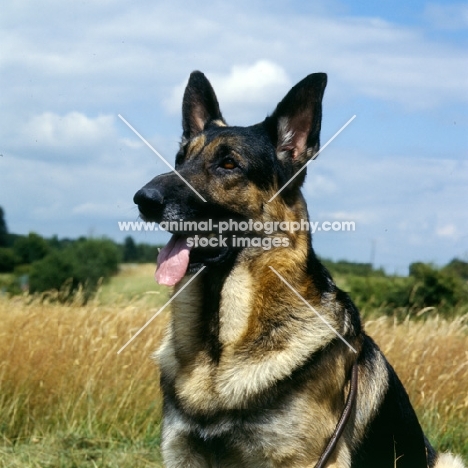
182 71 225 140
265 73 327 169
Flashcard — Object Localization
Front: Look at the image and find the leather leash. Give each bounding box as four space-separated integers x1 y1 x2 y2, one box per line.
314 362 359 468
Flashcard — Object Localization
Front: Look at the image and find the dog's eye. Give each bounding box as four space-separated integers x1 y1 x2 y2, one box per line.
220 159 237 170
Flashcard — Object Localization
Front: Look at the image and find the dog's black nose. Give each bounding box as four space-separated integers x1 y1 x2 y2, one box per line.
133 187 164 206
133 187 165 220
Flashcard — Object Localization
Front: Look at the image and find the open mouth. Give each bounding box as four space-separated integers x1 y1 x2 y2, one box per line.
155 233 230 286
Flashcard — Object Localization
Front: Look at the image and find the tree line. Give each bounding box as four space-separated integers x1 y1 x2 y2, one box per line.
0 207 161 301
324 259 468 318
0 206 467 313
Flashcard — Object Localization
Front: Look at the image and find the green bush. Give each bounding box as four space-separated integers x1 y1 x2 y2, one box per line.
409 262 467 311
443 258 468 281
0 247 19 272
29 238 121 303
345 276 410 311
29 250 76 298
13 232 50 264
73 238 122 291
346 263 468 319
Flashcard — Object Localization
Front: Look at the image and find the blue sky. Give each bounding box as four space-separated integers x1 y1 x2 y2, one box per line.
1 0 467 274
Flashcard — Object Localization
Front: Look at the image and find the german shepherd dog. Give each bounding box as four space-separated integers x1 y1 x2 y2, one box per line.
134 72 465 467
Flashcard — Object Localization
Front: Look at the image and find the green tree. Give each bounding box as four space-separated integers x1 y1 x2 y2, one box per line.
136 243 160 263
72 238 121 289
443 258 468 281
13 232 50 264
29 250 76 297
409 262 466 311
123 236 138 262
29 238 121 302
0 207 8 247
0 247 19 272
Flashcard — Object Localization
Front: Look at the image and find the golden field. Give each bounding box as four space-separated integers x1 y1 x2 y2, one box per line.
0 264 467 467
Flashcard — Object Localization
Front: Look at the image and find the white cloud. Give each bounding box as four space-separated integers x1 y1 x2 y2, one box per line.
436 224 460 240
154 8 468 115
164 60 291 122
303 173 338 198
23 112 115 148
3 1 467 117
3 112 118 162
210 61 290 105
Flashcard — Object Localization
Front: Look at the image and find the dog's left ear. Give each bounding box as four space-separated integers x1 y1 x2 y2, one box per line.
182 71 226 140
265 73 327 169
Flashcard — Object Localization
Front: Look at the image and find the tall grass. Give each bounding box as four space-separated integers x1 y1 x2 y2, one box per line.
0 265 467 466
0 266 169 467
366 315 468 457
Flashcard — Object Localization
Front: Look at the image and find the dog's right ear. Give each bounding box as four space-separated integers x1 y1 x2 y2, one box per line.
182 71 225 140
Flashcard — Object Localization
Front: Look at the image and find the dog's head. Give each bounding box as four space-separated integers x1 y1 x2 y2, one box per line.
134 71 327 285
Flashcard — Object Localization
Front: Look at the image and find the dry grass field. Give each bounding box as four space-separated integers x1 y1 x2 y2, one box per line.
0 264 467 467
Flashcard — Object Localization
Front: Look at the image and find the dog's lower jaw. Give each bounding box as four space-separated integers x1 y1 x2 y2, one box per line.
187 247 233 272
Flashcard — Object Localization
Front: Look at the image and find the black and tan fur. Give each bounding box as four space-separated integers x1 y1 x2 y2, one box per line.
134 72 465 467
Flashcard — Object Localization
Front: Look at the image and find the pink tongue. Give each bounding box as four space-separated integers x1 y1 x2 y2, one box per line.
155 235 192 286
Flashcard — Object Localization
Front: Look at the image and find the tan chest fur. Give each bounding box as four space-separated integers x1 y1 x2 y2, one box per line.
156 258 342 414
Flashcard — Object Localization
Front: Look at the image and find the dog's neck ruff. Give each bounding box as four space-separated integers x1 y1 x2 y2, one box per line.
315 362 359 468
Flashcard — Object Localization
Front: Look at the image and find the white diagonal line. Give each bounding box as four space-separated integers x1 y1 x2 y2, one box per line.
268 266 357 353
118 114 207 202
117 266 206 354
268 115 356 202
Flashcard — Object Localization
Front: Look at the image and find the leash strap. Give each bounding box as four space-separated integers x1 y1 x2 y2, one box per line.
314 362 359 468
